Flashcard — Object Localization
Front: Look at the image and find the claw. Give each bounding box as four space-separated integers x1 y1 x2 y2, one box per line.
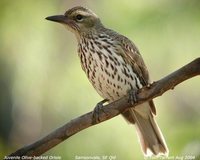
128 90 138 106
92 99 108 124
147 82 154 88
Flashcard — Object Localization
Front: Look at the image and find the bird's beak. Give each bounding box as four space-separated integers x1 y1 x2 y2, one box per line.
45 15 68 24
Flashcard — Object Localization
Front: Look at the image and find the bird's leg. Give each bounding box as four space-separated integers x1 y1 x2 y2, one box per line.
128 89 138 106
92 99 108 124
147 82 154 88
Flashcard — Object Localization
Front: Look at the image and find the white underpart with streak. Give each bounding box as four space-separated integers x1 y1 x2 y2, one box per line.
78 35 142 102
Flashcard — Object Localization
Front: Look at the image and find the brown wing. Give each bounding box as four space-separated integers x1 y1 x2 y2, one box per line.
117 35 156 115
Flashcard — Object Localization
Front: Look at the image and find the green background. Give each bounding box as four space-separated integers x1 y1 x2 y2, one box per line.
0 0 200 159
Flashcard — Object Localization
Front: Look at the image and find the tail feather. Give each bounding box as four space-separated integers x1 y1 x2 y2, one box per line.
123 102 168 156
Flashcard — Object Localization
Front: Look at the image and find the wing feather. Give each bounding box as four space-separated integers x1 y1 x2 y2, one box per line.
116 35 156 115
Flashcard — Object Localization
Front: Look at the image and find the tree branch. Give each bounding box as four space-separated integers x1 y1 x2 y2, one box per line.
6 58 200 159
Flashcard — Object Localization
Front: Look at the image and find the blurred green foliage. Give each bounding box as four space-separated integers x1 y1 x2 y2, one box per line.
0 0 200 159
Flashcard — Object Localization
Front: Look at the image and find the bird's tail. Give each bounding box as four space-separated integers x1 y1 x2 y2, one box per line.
122 102 168 156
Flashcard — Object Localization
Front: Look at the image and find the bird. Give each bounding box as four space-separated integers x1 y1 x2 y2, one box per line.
46 6 168 157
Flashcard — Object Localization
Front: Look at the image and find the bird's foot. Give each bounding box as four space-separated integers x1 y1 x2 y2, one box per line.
92 99 108 124
147 82 154 88
128 90 138 106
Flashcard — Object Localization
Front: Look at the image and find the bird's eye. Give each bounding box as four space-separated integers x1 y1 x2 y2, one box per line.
76 14 83 21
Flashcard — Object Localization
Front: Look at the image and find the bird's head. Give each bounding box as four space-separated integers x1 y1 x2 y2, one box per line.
46 6 102 38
